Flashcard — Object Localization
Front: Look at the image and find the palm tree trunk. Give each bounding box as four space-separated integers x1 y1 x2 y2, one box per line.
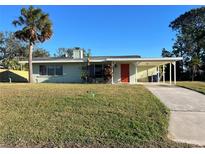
192 73 194 81
28 42 33 83
192 66 195 81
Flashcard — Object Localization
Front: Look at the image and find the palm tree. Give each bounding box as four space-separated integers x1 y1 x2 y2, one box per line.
12 6 52 83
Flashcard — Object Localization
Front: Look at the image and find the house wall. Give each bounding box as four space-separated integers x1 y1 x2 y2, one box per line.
32 62 158 84
113 62 136 84
137 66 157 79
113 63 158 84
33 63 83 83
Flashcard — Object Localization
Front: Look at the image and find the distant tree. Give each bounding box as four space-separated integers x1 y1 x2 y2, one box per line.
56 47 88 58
161 48 173 57
169 7 205 80
2 58 21 70
0 33 5 61
0 32 28 69
87 49 91 57
189 54 201 81
13 6 53 83
0 32 4 59
0 32 27 60
33 48 50 57
0 32 51 70
56 48 73 58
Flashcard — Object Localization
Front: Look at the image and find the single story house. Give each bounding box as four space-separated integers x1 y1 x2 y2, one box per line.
19 50 182 84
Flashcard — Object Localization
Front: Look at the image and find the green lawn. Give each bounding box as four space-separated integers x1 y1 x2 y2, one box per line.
177 81 205 95
0 84 193 147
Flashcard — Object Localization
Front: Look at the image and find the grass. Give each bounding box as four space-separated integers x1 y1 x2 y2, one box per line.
177 81 205 95
0 84 194 147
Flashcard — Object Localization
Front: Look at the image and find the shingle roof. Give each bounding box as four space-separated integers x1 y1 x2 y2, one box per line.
32 57 75 61
90 55 141 59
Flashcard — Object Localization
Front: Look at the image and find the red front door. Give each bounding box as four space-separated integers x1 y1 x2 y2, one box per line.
121 64 129 83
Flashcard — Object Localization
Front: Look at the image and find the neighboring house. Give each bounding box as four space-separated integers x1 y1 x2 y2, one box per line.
0 69 28 82
19 49 182 84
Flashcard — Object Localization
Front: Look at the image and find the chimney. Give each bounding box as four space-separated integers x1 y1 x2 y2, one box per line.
72 48 84 59
80 49 84 59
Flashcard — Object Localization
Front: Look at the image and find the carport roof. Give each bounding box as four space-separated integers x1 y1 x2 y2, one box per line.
107 57 183 66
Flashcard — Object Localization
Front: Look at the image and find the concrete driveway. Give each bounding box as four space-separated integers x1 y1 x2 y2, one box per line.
146 85 205 146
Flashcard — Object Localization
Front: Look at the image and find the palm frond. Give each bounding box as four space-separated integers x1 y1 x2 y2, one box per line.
14 30 28 42
21 8 27 18
12 20 22 27
18 16 25 25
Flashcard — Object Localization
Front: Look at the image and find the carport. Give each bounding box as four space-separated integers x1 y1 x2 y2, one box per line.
107 57 183 85
135 57 183 85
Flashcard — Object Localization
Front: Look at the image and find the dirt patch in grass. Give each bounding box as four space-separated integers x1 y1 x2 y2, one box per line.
0 83 196 147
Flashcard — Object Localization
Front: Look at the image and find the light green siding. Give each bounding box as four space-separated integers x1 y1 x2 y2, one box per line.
32 62 158 84
33 63 83 83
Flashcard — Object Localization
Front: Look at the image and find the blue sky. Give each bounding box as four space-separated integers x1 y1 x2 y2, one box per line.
0 5 201 57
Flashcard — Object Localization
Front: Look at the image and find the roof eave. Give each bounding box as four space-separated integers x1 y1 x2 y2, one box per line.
106 57 183 61
19 60 84 64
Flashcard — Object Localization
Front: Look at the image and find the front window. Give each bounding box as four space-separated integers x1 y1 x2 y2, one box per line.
39 65 63 76
88 64 104 78
95 64 103 78
39 65 47 75
55 66 63 75
48 66 55 75
89 64 95 77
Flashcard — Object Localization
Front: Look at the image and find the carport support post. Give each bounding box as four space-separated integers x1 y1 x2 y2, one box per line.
174 61 176 85
163 64 165 83
134 62 138 84
170 62 172 85
135 64 138 84
20 64 23 71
